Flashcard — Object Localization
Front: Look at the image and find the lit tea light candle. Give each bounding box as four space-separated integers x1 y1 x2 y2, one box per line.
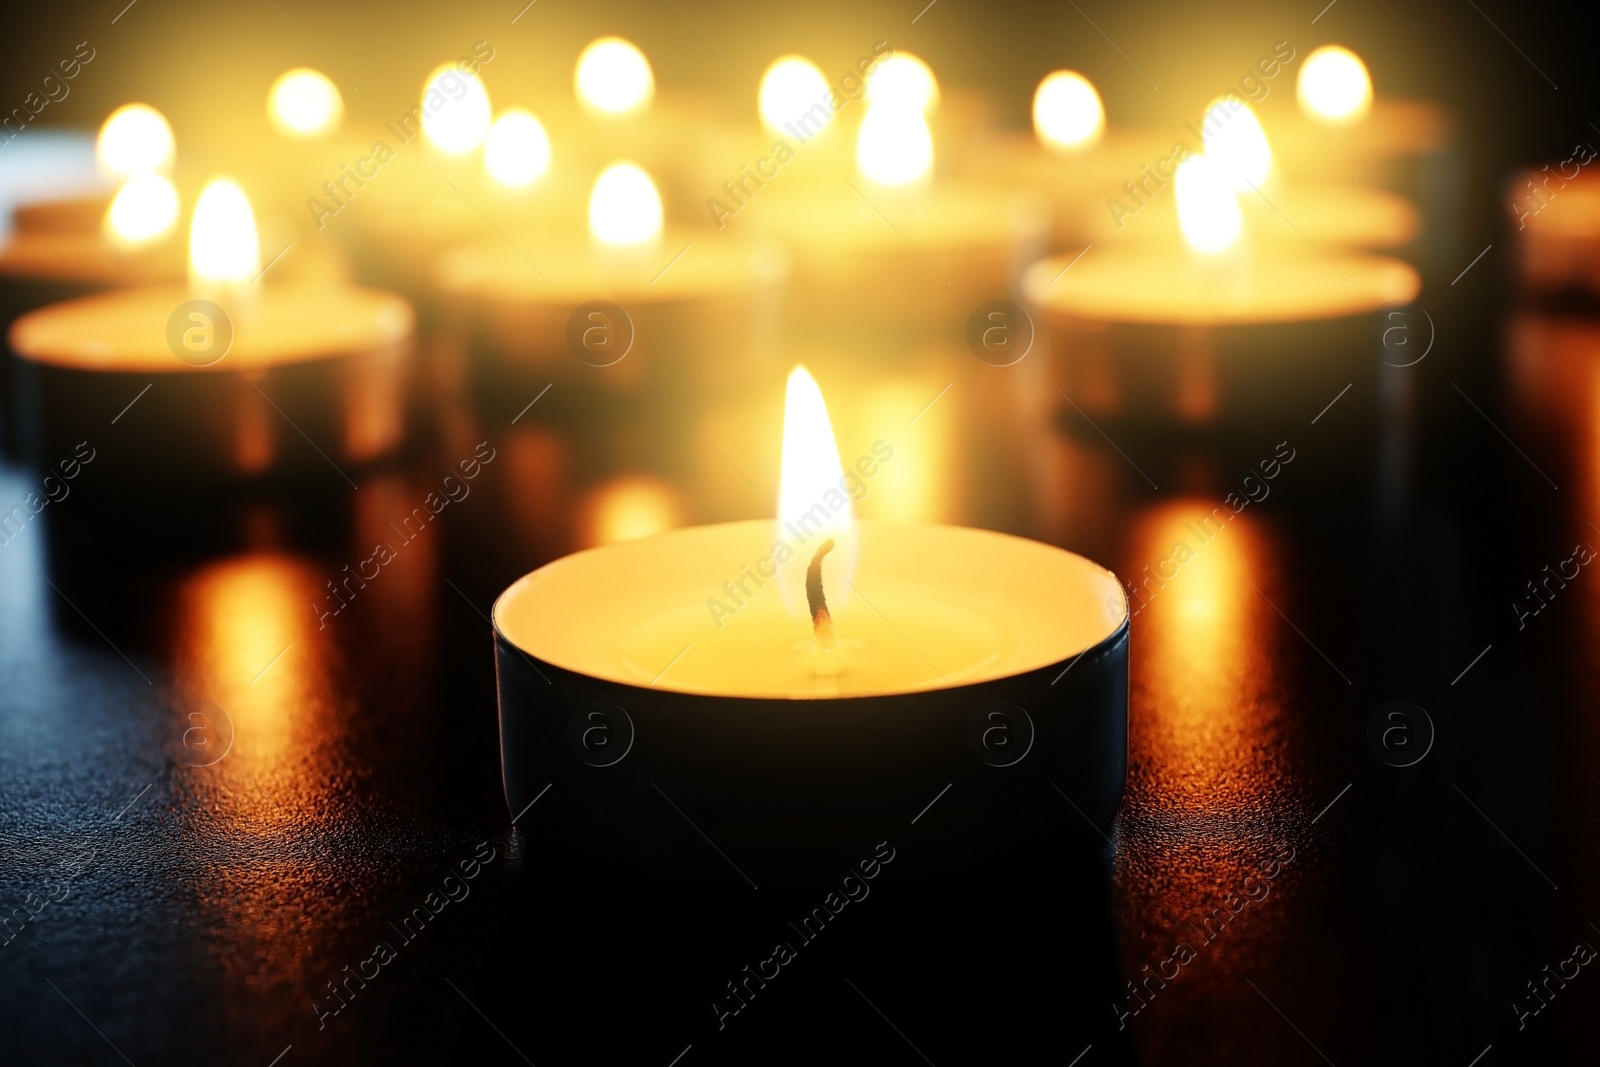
434 157 768 411
9 104 175 239
98 102 175 181
1093 100 1418 251
1025 165 1420 430
1269 44 1450 188
759 56 833 138
1204 98 1416 251
588 161 663 257
492 365 1129 884
421 62 492 156
865 53 939 116
106 174 180 247
340 60 523 294
1033 70 1105 153
575 37 655 118
8 181 413 482
757 57 1047 341
267 68 344 139
1297 46 1373 124
483 108 552 189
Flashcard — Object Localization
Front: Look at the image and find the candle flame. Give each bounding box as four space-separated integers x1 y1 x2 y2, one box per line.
189 178 260 285
588 162 663 246
575 37 654 116
1298 46 1373 123
1201 97 1272 189
106 174 179 245
484 108 552 188
777 365 855 620
97 104 174 179
268 68 343 138
866 54 938 115
1176 155 1242 254
760 56 831 135
420 63 492 155
1033 70 1104 152
857 106 934 187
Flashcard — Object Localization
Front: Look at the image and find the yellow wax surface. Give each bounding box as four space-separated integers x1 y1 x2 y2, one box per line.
434 227 757 306
1023 246 1419 326
9 283 413 373
495 519 1127 699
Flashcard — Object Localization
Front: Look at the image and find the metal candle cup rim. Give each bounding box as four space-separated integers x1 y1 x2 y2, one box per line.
492 519 1129 702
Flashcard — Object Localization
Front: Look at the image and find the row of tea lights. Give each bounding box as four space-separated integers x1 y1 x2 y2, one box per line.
1 32 1433 478
67 39 1381 245
1 39 1436 850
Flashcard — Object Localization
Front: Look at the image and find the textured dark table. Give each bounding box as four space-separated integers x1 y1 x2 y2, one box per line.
0 274 1593 1067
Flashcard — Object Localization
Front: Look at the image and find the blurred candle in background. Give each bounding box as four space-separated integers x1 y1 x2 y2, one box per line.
483 108 552 189
97 103 175 181
1297 46 1374 125
267 68 344 140
421 62 492 156
1032 70 1105 153
575 37 655 118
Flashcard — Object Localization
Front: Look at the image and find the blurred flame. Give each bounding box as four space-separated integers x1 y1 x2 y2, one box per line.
1202 98 1272 189
189 178 260 285
867 54 938 114
577 476 685 547
268 68 343 138
1298 46 1373 123
760 56 831 135
777 365 855 617
420 63 492 154
484 108 551 187
857 106 934 186
97 104 174 179
575 37 654 116
1033 70 1104 151
1176 155 1242 254
106 174 178 244
588 162 663 246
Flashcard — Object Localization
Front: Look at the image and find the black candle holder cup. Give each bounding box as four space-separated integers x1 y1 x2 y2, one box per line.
494 606 1128 891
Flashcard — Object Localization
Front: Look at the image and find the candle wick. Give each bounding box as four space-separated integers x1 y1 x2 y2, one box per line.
805 538 837 651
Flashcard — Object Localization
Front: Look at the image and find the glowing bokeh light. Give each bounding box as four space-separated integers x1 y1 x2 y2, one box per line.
1176 155 1243 254
760 56 831 134
575 37 655 116
1033 71 1105 151
1202 98 1272 189
420 64 492 154
588 162 663 246
189 178 260 285
267 68 343 138
866 54 939 114
857 106 934 186
106 174 179 244
1298 46 1373 123
97 104 174 179
484 108 552 187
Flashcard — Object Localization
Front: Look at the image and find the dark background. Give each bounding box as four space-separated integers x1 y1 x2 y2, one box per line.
3 0 1600 1064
